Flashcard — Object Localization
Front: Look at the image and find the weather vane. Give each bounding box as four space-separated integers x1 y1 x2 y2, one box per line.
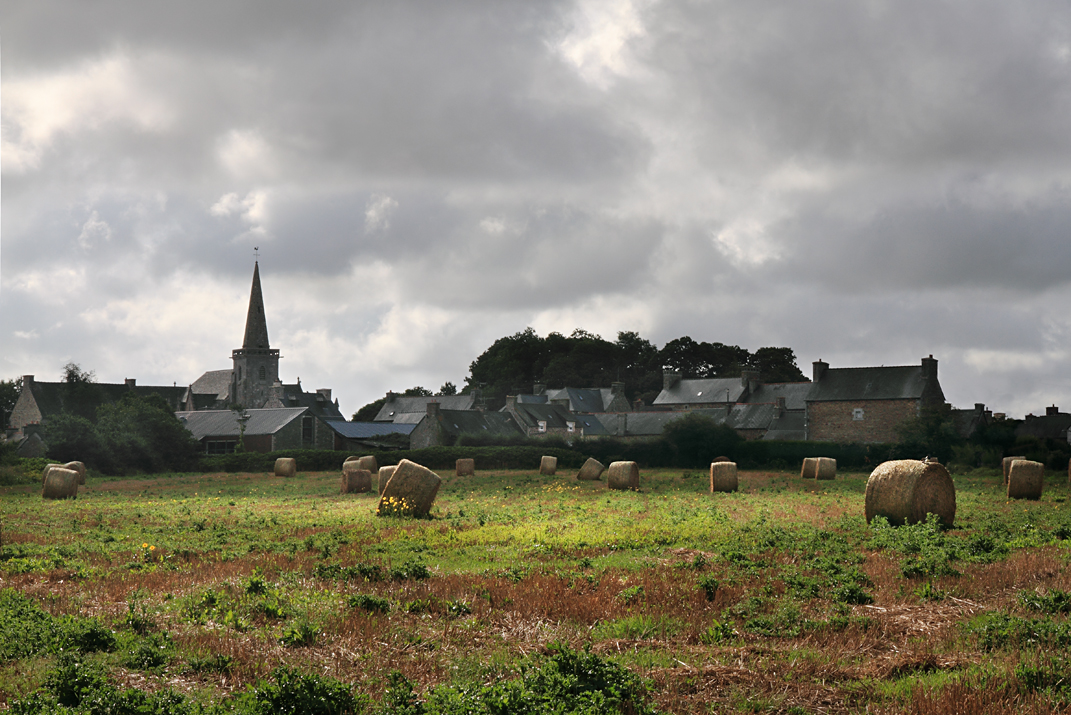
254 246 259 260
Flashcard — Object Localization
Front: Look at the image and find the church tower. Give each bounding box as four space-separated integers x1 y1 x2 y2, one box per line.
231 261 280 409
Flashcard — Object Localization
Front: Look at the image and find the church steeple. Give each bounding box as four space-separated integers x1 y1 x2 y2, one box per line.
242 261 271 349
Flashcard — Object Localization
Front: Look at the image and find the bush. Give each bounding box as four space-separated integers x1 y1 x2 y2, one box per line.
663 412 742 467
244 665 364 714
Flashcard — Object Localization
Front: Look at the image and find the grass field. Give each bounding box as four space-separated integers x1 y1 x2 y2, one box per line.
3 464 1071 713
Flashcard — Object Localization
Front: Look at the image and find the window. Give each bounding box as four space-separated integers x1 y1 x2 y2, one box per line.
205 440 237 455
302 416 314 444
852 408 864 421
566 421 575 433
259 366 266 381
537 420 547 433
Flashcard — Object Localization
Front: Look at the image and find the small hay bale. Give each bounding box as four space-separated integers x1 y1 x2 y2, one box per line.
378 466 396 495
800 458 818 479
607 461 640 491
274 458 297 478
341 464 372 494
377 459 441 518
1008 459 1044 500
41 463 65 482
710 461 738 493
815 457 837 481
1003 456 1026 485
539 455 557 476
864 460 956 527
64 461 87 485
576 458 606 481
42 467 79 500
456 458 475 476
356 455 378 473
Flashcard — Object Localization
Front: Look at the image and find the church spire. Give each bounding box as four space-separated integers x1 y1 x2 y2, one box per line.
242 261 271 349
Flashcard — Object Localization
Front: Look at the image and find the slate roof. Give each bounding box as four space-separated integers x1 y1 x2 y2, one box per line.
762 411 807 441
506 402 577 430
653 377 745 406
744 382 813 410
278 384 344 419
1016 413 1071 442
175 408 307 440
595 411 687 437
806 366 929 402
726 403 779 431
431 409 521 438
572 414 611 436
191 370 233 397
25 380 187 417
545 387 608 412
374 395 477 422
323 421 416 439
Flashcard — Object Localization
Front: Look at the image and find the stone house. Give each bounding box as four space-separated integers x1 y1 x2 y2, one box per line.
175 407 335 454
8 375 186 440
1016 405 1071 443
373 393 479 422
501 397 584 438
408 402 521 449
526 383 632 414
653 371 762 410
804 356 945 443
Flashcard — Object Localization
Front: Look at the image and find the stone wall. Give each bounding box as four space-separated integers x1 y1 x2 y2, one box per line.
807 399 918 443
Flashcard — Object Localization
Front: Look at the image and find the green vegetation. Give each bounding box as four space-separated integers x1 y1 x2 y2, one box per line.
2 464 1071 712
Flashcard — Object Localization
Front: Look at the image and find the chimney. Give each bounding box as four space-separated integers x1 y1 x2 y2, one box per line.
611 381 625 395
386 390 396 402
426 401 440 417
663 370 681 391
317 388 332 402
125 378 136 388
975 403 986 413
812 360 828 383
23 375 34 389
741 370 759 389
533 383 546 395
921 354 938 383
1048 405 1060 416
506 395 518 409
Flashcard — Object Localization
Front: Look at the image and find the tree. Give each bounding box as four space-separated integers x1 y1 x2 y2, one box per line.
895 404 960 464
662 412 742 468
43 413 102 465
437 382 457 396
95 393 200 474
0 377 22 428
61 362 102 421
748 347 808 383
402 387 433 397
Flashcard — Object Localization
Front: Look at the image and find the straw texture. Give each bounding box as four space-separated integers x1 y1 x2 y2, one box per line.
1008 459 1044 500
864 459 956 527
577 458 606 481
607 461 640 491
274 458 297 477
710 461 738 493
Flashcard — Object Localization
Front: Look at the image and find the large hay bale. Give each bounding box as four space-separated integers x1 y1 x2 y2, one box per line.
378 466 396 495
1008 459 1044 500
42 467 79 500
800 458 818 479
344 455 360 464
815 457 837 481
864 460 956 527
710 461 738 493
1003 456 1026 485
341 464 372 494
377 459 441 518
456 458 475 476
539 455 557 476
41 463 65 482
576 458 605 481
274 458 297 477
607 461 640 491
356 455 378 473
64 461 87 485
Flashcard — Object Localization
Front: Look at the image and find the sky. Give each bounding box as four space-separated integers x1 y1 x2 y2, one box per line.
3 1 1071 419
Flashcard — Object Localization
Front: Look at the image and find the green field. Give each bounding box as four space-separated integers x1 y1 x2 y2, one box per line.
3 465 1071 713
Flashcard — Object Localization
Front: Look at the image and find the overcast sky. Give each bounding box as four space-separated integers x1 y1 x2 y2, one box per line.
3 1 1071 418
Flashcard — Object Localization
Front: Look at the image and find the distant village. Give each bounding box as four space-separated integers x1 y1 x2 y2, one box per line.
7 263 1070 458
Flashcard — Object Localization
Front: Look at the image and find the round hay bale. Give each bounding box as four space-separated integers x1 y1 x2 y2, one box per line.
274 458 297 478
341 464 372 494
607 461 640 491
42 466 79 500
1008 459 1044 500
41 463 65 482
378 466 396 495
712 456 731 463
539 455 557 476
344 455 360 464
800 458 818 479
64 461 87 485
355 455 378 473
576 458 605 481
864 460 956 527
710 461 738 493
456 458 475 476
377 459 441 518
815 457 837 481
1003 456 1026 485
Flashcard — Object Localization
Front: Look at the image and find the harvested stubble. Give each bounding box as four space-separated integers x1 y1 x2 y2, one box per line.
274 458 297 478
378 466 396 495
42 466 79 500
607 461 640 491
64 461 87 485
1003 455 1025 485
864 459 956 527
341 464 372 494
576 458 605 481
1008 459 1044 500
378 459 440 517
710 461 738 493
355 455 378 473
815 457 837 481
539 455 557 476
456 458 475 476
800 458 818 479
